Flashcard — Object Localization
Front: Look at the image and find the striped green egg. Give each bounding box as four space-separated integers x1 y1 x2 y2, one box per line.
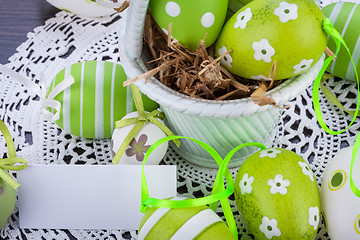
47 61 159 139
138 197 235 240
322 2 360 81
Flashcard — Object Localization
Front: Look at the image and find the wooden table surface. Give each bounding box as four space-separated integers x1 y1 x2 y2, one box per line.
0 0 59 64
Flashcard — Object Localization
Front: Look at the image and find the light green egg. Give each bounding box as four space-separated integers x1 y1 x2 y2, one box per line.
216 0 327 80
234 148 321 240
47 61 159 139
0 172 16 230
227 0 245 21
149 0 228 50
322 2 360 81
138 197 235 240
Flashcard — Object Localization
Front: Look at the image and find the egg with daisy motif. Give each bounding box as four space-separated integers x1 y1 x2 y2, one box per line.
149 0 228 50
216 0 327 80
111 111 168 165
234 148 321 239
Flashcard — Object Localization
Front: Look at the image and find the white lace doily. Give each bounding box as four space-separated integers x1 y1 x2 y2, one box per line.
0 1 360 239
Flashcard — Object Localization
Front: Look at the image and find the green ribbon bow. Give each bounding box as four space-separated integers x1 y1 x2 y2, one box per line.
112 84 180 165
313 18 360 197
0 119 27 189
140 134 266 240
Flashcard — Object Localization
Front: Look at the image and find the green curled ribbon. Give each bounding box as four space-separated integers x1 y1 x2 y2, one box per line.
140 134 267 239
313 18 360 197
112 84 180 164
0 119 27 189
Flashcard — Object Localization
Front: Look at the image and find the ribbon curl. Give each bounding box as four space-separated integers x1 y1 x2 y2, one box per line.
0 64 75 122
140 134 267 240
313 18 360 197
112 84 180 164
0 119 27 189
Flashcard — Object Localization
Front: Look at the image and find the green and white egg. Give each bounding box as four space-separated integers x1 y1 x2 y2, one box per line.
322 2 360 81
0 172 16 229
111 111 168 165
138 197 235 239
235 148 321 239
149 0 228 50
216 0 327 80
320 145 360 240
47 61 158 139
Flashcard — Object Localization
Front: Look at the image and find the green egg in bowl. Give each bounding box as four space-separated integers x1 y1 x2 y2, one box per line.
118 0 325 168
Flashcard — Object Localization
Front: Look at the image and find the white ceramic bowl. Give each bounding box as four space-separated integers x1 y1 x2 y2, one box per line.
118 0 324 168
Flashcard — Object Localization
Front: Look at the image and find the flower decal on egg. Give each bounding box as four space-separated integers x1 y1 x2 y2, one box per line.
259 217 281 239
252 39 275 63
267 174 290 195
298 161 315 181
293 59 313 74
234 8 252 29
259 148 281 158
239 173 254 195
274 2 298 23
125 134 151 162
308 206 320 230
218 46 233 68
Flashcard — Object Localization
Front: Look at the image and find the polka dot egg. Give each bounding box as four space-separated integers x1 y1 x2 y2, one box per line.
235 148 321 239
149 0 228 50
138 197 235 239
216 0 327 80
322 2 360 81
47 61 159 139
0 172 16 229
320 145 360 239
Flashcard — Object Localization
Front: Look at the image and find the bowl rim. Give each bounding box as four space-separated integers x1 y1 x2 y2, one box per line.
118 4 324 117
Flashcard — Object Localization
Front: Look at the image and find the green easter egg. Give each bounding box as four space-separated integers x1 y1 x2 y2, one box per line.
47 61 159 139
149 0 228 50
216 0 327 80
0 172 16 229
322 2 360 81
138 197 235 240
234 148 321 240
227 0 245 21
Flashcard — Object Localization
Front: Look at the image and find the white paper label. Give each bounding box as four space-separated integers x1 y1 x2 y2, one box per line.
17 164 177 230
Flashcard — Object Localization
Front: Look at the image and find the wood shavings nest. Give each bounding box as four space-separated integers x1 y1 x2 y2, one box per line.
124 12 287 108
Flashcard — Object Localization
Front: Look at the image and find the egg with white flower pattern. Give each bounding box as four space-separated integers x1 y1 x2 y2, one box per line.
216 0 327 80
149 0 228 50
234 148 321 239
320 145 360 240
138 197 235 239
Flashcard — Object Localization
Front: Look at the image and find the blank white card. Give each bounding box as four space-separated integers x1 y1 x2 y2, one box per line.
17 164 177 230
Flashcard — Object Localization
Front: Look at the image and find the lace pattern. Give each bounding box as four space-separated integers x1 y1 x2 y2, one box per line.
1 0 360 238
